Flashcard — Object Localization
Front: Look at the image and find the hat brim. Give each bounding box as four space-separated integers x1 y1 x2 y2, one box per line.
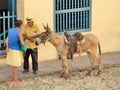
27 20 34 22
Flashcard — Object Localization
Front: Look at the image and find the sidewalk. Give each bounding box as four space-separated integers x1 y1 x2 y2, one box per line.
0 52 120 81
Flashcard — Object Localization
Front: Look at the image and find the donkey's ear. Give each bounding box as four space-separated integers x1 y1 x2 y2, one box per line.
46 23 51 31
46 23 49 29
42 23 47 30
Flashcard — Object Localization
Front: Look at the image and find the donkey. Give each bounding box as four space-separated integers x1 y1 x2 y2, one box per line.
36 24 102 79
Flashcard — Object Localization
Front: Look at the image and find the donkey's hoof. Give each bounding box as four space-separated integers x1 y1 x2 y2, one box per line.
86 71 91 76
97 71 101 76
64 75 69 80
59 74 64 78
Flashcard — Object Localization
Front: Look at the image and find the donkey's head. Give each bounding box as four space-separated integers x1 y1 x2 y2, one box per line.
35 23 52 45
42 23 51 34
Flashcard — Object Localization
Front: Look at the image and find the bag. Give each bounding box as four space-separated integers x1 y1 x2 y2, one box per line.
20 38 27 52
20 44 27 52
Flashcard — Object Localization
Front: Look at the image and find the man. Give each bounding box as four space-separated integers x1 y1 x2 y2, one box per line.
22 17 41 75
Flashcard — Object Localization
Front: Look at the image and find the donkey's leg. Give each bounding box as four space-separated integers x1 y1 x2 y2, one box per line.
60 55 68 79
60 60 65 77
86 51 95 75
61 55 69 80
92 52 102 75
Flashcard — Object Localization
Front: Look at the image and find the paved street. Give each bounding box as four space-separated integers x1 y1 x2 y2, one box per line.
0 52 120 81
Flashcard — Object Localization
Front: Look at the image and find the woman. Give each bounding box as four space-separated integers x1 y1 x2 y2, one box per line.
6 20 25 85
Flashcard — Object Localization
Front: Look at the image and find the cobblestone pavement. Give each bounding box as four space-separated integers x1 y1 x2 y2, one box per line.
0 52 120 82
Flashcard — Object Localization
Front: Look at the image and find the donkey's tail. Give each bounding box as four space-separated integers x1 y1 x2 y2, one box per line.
98 43 101 56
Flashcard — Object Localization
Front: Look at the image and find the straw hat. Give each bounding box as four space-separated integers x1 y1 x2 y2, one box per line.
26 17 34 22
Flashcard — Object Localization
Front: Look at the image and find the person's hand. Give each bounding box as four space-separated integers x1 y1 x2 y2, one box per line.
26 36 32 40
29 39 34 42
6 46 9 52
25 35 34 42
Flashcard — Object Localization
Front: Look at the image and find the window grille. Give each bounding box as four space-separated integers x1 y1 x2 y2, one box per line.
54 0 92 34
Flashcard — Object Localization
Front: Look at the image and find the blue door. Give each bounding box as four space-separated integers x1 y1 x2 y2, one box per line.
0 0 17 54
54 0 92 34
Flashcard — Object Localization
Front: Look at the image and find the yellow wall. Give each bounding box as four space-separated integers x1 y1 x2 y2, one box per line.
17 0 120 61
92 0 120 52
17 0 24 21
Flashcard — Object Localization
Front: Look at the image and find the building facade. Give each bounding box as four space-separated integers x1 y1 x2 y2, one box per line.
0 0 120 61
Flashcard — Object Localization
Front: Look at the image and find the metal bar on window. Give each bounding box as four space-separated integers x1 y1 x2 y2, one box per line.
80 0 82 8
68 0 70 9
80 11 83 29
3 12 6 46
83 11 86 29
86 0 88 7
7 11 10 30
63 0 64 10
78 11 80 29
83 0 85 7
66 13 68 30
62 13 65 30
59 14 62 32
60 0 62 10
57 0 59 10
12 0 15 11
73 12 75 30
89 0 91 29
69 13 71 30
56 14 59 32
58 14 60 32
55 14 57 32
69 0 71 9
74 0 76 8
72 12 74 30
12 11 15 27
78 0 81 8
55 7 90 14
71 0 74 9
75 12 76 30
66 0 68 9
85 11 88 28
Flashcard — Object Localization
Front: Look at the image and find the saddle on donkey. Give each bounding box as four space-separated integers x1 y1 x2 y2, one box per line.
64 31 84 60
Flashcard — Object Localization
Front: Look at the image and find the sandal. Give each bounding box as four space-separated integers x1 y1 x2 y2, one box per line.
11 81 22 85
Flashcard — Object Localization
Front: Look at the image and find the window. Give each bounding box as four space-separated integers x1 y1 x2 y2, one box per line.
54 0 92 34
0 0 17 50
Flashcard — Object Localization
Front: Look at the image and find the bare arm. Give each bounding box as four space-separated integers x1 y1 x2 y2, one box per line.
23 33 42 40
23 34 39 39
18 32 25 45
6 37 9 52
6 37 8 47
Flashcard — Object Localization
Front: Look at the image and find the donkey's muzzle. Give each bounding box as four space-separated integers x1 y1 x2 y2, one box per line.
35 38 42 46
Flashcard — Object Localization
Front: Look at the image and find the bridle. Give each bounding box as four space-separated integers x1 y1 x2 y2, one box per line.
40 31 52 44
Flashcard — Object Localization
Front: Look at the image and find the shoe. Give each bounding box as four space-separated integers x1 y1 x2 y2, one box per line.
33 71 38 75
22 69 29 74
11 81 22 85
